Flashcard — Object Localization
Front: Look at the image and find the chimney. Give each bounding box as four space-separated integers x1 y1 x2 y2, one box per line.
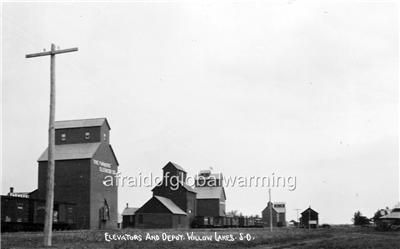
9 187 14 194
126 203 128 208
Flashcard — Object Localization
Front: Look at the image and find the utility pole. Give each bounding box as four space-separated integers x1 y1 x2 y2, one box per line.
26 44 78 247
269 188 273 232
294 208 301 228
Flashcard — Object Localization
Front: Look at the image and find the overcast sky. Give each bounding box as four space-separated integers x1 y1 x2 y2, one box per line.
2 1 398 224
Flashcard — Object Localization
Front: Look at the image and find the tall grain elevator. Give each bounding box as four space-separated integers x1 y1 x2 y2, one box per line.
34 118 119 229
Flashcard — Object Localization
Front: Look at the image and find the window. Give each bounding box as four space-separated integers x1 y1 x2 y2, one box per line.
138 214 143 224
85 132 91 140
61 133 66 141
103 133 107 141
53 211 59 223
17 203 23 210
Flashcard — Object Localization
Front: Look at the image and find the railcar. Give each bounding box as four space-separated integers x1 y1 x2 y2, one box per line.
1 195 76 232
192 216 263 228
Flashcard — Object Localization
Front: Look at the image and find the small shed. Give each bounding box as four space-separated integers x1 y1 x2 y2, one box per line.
300 207 319 228
121 204 138 228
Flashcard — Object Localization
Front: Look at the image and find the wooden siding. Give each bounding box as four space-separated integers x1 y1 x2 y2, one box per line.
135 213 188 229
38 159 91 229
197 199 220 217
122 215 135 228
1 196 76 231
300 209 319 228
262 206 278 227
90 143 119 229
152 185 187 212
162 162 187 181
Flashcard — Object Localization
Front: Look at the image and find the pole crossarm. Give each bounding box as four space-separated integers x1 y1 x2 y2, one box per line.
25 47 78 58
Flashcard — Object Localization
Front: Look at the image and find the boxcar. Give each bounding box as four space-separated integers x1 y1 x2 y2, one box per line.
1 195 76 232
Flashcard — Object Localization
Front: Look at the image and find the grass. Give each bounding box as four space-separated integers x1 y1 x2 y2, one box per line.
1 226 399 249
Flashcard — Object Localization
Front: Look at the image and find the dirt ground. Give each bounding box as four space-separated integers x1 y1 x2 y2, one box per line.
1 226 399 249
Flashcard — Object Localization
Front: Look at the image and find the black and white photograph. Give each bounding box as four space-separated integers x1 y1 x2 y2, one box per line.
1 0 399 248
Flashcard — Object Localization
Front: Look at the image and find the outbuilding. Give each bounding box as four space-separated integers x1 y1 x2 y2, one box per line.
300 207 319 228
121 204 138 228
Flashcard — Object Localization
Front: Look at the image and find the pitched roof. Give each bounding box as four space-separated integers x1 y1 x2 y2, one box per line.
154 196 187 215
195 186 226 199
121 207 138 216
301 207 318 215
38 143 101 161
29 189 38 195
163 161 186 172
54 118 110 130
107 144 119 166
